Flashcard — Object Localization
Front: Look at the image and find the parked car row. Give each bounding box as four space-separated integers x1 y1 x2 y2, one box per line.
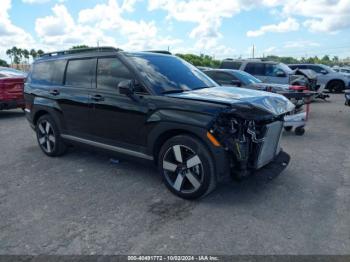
220 58 350 93
0 67 26 111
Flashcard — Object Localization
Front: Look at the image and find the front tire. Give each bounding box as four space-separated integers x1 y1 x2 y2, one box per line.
35 114 67 157
158 135 216 199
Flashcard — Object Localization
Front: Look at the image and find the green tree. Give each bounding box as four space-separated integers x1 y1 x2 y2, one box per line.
30 49 38 61
23 49 30 64
176 53 220 68
37 50 44 57
70 45 90 50
6 49 13 66
0 59 9 67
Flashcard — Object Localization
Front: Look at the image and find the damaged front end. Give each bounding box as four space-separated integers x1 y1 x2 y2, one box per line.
208 113 284 178
207 98 292 179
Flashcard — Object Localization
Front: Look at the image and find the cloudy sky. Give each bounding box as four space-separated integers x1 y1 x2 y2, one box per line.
1 0 350 61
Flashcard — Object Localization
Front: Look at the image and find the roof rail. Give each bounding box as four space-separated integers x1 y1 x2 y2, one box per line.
144 50 172 55
40 46 122 57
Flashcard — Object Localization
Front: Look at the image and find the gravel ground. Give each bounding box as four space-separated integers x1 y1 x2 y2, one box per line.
0 94 349 255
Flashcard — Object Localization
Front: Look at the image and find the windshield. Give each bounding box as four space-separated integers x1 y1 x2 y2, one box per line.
279 63 293 74
321 64 336 73
127 53 217 94
233 70 262 85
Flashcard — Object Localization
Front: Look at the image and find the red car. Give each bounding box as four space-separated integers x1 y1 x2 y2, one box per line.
0 67 26 111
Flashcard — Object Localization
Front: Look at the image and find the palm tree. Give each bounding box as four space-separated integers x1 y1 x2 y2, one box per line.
30 49 37 61
6 49 13 66
23 49 30 64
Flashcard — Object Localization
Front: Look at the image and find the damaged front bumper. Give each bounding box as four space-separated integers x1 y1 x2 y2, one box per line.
208 110 288 180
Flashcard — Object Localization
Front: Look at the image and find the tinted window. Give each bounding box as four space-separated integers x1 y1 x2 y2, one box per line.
233 71 262 85
265 64 286 77
128 54 217 94
65 59 95 87
220 61 242 70
97 58 133 91
244 63 265 75
214 72 236 81
308 65 324 73
31 60 66 85
290 65 306 70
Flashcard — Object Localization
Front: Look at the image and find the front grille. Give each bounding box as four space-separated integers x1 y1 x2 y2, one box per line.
255 121 283 169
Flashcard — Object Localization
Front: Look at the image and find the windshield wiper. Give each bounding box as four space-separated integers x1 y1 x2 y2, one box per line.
192 86 212 90
161 90 186 94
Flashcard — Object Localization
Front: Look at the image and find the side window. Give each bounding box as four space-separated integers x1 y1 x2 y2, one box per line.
220 61 242 70
97 58 133 91
51 60 66 85
31 62 51 84
214 72 236 82
244 63 265 75
65 59 95 87
308 65 323 73
265 64 285 77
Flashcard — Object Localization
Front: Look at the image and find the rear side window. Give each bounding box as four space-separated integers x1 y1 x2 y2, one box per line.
31 60 66 85
244 63 265 75
65 59 95 87
97 58 133 91
214 72 236 81
220 61 242 69
308 65 323 73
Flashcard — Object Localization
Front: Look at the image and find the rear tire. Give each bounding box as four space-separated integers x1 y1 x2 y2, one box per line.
328 81 344 93
35 114 67 157
158 135 216 199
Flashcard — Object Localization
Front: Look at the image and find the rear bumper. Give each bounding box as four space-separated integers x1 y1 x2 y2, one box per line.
0 99 25 110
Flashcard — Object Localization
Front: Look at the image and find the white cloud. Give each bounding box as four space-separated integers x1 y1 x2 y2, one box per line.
34 1 181 52
0 0 34 50
284 40 320 49
147 0 250 53
247 18 299 37
22 0 50 3
35 4 118 49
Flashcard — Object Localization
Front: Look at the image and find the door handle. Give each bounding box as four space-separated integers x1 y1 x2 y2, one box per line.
49 89 60 96
92 94 105 101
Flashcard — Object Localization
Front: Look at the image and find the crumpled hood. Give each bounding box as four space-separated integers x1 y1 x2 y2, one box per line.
251 82 291 92
166 86 295 116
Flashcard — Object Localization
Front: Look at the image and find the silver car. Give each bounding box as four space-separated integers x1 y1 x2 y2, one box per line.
289 64 350 93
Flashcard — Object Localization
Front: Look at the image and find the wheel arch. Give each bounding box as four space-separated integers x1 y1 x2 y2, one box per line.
326 79 345 89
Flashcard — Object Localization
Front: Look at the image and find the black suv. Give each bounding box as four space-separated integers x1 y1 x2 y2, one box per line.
24 47 293 199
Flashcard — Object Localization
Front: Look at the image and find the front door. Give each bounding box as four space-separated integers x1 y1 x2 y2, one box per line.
89 56 150 149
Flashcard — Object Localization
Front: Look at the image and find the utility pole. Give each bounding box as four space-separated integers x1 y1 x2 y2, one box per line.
252 44 255 59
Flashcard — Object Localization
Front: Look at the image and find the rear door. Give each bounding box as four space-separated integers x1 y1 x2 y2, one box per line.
59 58 96 137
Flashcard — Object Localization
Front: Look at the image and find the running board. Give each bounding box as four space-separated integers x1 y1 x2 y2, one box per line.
61 134 154 161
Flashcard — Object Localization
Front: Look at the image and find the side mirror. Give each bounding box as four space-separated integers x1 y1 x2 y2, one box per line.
231 80 242 87
118 80 135 96
320 69 328 75
276 70 286 77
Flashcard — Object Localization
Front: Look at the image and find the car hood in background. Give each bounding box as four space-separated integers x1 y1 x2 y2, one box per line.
249 82 291 92
166 86 295 116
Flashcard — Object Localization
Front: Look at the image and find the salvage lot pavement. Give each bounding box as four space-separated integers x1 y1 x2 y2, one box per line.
0 94 349 255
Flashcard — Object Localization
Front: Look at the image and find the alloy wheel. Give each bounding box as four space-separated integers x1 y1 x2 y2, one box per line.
162 145 204 194
37 120 56 154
